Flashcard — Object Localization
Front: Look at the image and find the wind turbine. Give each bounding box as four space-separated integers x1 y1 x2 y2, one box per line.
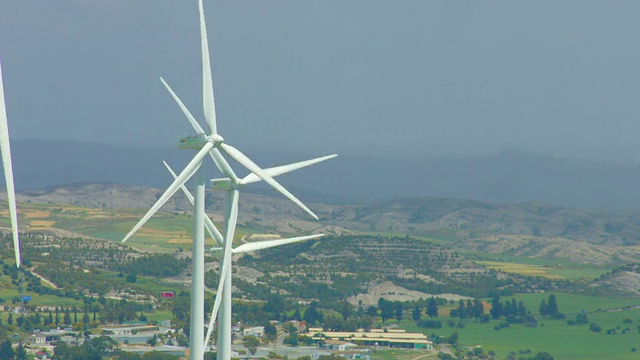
122 0 324 359
163 154 336 357
0 57 21 270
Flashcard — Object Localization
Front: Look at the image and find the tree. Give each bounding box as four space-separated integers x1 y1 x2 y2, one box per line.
7 312 12 325
412 306 422 322
456 300 466 319
243 336 260 355
340 301 354 321
540 295 562 318
16 343 27 360
394 301 403 321
147 335 158 347
283 334 299 347
447 331 459 345
547 295 558 315
378 299 394 322
0 340 15 360
304 302 323 325
534 351 554 360
472 299 484 319
118 352 142 360
171 296 190 322
292 308 302 321
126 273 137 283
263 293 285 316
264 322 277 342
490 295 502 319
427 297 439 318
517 301 526 317
366 306 378 317
539 299 548 316
63 308 71 325
83 309 90 324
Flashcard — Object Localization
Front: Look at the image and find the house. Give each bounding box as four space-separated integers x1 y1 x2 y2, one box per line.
107 327 133 336
312 330 433 350
121 345 188 357
319 340 358 351
25 333 47 345
287 320 307 332
39 329 66 343
242 326 265 338
160 320 172 327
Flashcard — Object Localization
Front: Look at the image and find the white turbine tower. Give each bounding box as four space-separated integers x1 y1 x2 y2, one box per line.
164 154 336 357
0 57 21 270
122 1 324 359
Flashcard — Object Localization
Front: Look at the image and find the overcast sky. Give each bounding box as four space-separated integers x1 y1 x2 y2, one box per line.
1 1 639 162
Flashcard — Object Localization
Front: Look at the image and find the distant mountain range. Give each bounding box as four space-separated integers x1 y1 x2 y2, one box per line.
8 139 640 211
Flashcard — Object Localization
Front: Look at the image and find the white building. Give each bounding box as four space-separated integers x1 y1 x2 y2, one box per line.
242 326 265 337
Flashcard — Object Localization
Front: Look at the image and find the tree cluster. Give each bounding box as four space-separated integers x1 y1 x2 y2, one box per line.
539 295 564 319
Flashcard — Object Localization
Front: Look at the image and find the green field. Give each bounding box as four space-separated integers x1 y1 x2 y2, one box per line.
400 292 640 359
356 230 452 246
370 349 436 359
467 251 612 280
100 271 189 295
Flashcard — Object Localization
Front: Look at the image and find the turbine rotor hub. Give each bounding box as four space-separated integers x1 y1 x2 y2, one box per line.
209 134 224 144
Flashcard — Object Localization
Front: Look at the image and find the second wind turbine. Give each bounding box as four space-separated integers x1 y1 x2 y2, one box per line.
122 0 330 359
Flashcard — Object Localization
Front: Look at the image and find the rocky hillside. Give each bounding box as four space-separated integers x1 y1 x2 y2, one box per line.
10 182 640 264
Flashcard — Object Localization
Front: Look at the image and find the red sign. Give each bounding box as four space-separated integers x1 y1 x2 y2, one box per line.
161 292 174 298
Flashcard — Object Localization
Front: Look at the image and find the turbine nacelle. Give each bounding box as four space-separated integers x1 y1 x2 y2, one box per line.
178 134 207 150
211 178 238 191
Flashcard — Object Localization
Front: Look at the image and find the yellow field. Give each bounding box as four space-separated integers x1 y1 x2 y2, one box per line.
31 220 56 227
475 261 562 279
24 210 51 218
167 238 193 244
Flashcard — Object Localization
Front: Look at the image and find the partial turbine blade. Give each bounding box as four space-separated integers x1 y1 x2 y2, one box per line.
0 58 20 268
232 234 324 254
163 161 223 246
204 189 238 348
241 154 337 185
199 0 217 135
209 148 239 183
160 77 205 135
121 142 214 243
220 143 318 220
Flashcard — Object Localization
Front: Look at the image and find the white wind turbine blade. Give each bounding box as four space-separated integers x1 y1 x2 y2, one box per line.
204 189 238 348
241 155 337 185
0 58 19 268
121 142 214 243
160 77 205 135
203 244 228 347
219 143 318 220
209 148 239 183
163 161 224 246
231 234 323 254
199 0 217 135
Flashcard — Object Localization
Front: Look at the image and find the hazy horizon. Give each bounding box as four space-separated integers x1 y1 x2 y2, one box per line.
2 1 640 163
